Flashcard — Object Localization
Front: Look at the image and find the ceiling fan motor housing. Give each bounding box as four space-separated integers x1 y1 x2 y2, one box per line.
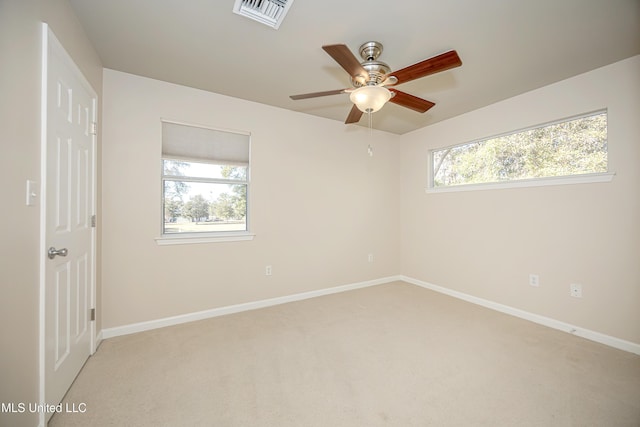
351 41 391 87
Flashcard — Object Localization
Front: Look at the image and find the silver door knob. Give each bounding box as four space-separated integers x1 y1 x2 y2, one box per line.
48 247 68 259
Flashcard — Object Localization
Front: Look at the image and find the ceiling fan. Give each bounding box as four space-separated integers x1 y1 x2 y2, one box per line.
290 41 462 124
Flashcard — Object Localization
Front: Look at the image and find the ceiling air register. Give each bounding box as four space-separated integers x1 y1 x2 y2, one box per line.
233 0 294 29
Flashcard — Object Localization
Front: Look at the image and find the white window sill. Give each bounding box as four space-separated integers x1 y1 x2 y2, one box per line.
426 172 615 194
155 232 255 245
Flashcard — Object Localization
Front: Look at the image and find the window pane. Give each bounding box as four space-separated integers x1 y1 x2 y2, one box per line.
163 180 247 234
163 159 247 181
432 112 607 187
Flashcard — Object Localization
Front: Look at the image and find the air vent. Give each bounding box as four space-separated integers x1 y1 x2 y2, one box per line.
233 0 294 29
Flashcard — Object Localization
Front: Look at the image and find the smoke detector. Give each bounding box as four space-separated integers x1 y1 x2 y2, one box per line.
233 0 294 30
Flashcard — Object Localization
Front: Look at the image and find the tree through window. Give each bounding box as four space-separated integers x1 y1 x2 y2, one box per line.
161 121 250 235
431 111 607 188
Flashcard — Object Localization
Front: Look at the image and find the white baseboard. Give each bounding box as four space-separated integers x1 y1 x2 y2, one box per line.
98 274 639 355
95 330 104 349
401 275 640 356
101 275 401 339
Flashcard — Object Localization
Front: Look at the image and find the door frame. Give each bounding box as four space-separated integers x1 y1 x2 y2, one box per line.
38 23 98 426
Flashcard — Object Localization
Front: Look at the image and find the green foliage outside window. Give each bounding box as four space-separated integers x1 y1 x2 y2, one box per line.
432 112 607 187
162 160 248 234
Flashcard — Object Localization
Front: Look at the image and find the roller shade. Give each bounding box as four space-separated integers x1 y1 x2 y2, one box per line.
162 121 250 166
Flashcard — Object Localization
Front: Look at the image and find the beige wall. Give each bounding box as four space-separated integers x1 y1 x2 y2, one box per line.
0 1 102 426
101 69 401 328
0 3 636 421
400 56 640 344
103 58 640 346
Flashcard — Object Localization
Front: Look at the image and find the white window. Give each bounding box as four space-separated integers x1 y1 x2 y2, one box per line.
429 110 611 192
157 120 253 244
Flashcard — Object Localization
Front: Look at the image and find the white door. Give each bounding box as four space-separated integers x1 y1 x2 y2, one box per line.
42 25 97 415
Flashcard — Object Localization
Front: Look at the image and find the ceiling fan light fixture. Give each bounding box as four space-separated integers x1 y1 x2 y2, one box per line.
350 86 391 113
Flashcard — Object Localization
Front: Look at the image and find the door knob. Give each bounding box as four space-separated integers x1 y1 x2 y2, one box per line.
48 247 68 259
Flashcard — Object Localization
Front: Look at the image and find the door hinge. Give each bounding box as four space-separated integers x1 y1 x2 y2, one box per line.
91 215 96 228
90 122 97 136
90 308 96 321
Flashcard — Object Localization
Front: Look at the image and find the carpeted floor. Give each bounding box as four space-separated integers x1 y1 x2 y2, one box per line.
49 281 640 426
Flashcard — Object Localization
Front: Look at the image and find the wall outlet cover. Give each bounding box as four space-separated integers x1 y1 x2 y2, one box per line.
570 283 583 298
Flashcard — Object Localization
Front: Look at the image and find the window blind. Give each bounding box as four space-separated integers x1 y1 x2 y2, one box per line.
162 121 250 166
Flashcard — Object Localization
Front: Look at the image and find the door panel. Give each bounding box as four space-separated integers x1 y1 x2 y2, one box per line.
54 262 70 369
42 26 96 417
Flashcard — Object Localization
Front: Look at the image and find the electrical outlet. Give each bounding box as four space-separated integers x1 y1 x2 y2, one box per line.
368 253 374 263
570 283 582 298
265 265 272 276
529 274 539 287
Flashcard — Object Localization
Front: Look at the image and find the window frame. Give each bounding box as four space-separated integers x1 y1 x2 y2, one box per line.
427 110 614 193
155 120 254 245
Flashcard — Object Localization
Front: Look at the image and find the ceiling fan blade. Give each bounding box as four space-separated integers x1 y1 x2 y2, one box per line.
345 104 363 124
386 50 462 85
290 89 348 100
322 44 367 79
388 89 435 113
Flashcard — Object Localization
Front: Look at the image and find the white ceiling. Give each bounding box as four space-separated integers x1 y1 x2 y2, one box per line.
69 0 640 135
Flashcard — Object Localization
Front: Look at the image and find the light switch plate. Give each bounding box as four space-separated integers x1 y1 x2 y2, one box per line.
26 180 38 206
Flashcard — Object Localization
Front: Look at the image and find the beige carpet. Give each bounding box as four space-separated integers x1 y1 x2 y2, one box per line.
49 281 640 426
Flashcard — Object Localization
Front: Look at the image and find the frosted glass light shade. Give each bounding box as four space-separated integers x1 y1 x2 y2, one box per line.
349 86 392 113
